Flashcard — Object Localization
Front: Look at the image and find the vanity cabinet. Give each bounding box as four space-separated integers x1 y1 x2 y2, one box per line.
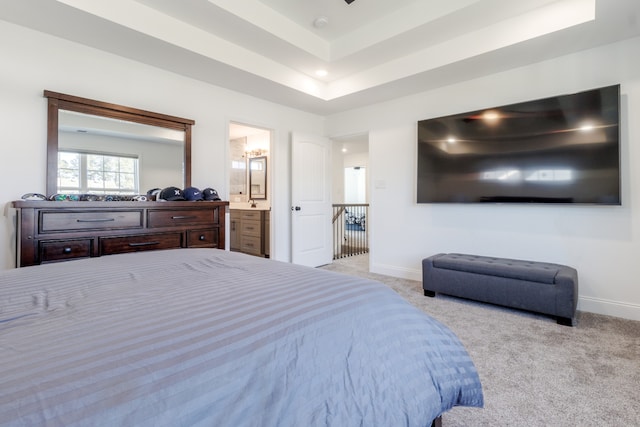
229 209 269 257
12 200 228 267
229 210 241 252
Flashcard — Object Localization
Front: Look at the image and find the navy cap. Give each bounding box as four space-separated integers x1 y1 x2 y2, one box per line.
184 187 204 201
159 186 186 201
202 187 221 201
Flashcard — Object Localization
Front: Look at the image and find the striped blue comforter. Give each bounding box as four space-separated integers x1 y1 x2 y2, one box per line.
0 249 482 426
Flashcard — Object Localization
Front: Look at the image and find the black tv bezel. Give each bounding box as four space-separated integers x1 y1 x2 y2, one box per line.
416 84 622 206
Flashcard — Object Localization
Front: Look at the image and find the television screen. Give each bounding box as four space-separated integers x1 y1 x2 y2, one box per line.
417 85 621 204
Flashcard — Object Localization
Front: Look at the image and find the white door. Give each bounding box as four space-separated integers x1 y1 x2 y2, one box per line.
291 132 332 267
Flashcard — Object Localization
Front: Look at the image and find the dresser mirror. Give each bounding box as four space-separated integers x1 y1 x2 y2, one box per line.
45 90 193 196
249 156 267 200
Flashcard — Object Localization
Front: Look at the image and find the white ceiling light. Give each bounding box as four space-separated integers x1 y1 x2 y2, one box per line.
315 69 328 77
313 16 329 28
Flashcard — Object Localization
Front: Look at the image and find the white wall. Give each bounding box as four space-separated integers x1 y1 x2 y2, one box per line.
0 21 324 269
327 36 640 321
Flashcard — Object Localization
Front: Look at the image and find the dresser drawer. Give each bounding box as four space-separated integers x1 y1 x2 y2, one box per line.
240 235 262 256
186 228 218 248
40 239 92 263
100 233 182 255
40 210 142 232
240 210 262 221
241 219 261 237
148 209 215 228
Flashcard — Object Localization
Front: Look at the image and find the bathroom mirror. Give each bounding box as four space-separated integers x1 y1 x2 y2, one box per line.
45 90 193 196
249 156 267 200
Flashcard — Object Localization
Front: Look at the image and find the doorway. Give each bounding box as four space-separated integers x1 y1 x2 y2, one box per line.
331 134 369 267
228 122 272 257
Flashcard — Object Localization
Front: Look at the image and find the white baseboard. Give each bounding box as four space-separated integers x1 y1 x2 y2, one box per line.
578 296 640 322
370 263 422 281
371 262 640 322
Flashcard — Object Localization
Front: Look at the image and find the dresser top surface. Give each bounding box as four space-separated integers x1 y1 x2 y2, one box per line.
12 200 229 209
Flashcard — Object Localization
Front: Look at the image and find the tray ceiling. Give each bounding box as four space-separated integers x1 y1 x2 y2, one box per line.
1 0 639 114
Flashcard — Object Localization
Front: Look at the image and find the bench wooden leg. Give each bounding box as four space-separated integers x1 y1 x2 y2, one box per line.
557 316 573 326
424 289 436 297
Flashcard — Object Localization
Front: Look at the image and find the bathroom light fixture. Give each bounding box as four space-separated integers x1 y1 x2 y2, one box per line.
245 148 266 157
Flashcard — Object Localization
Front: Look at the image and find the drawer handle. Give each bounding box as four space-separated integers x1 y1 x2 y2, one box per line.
76 218 115 223
171 215 197 220
63 247 72 254
128 241 160 247
199 235 206 241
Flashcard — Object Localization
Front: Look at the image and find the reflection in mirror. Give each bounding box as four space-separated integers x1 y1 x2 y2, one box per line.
45 90 193 196
249 156 267 200
58 111 185 194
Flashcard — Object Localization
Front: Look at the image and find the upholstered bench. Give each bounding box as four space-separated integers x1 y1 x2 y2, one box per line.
422 253 578 326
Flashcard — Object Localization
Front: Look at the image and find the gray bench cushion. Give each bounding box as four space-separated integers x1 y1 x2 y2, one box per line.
432 253 560 284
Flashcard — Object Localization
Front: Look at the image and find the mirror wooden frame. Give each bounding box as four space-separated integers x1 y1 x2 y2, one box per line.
249 156 267 200
44 90 194 196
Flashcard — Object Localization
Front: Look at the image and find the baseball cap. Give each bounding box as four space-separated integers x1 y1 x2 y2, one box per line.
159 186 186 201
184 186 204 201
146 188 162 200
202 187 221 201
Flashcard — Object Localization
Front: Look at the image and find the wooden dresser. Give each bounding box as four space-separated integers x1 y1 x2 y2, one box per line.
12 200 228 267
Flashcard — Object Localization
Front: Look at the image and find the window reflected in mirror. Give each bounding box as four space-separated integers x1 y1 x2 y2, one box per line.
249 156 267 200
58 151 139 194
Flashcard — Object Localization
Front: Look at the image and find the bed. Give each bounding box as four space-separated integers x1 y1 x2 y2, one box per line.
0 248 483 426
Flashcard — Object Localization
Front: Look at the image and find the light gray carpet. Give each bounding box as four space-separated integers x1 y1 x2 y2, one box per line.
321 255 640 426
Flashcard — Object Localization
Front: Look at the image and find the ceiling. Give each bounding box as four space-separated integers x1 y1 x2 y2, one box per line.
1 0 639 115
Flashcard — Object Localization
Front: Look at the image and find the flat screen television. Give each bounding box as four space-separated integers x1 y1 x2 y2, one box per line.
417 84 621 204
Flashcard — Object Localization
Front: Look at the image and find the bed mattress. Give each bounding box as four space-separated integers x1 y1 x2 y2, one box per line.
0 249 482 426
